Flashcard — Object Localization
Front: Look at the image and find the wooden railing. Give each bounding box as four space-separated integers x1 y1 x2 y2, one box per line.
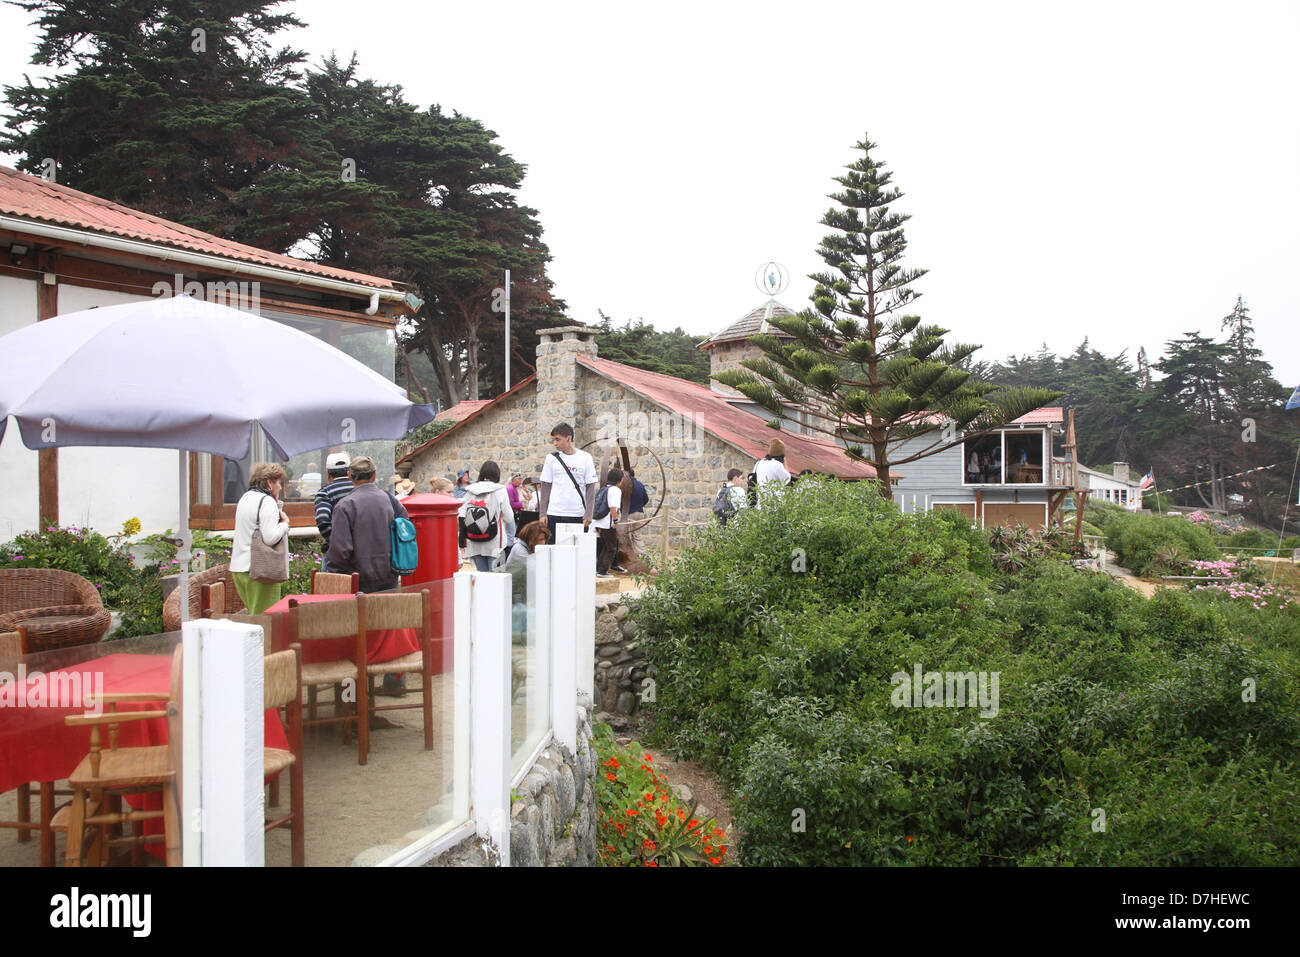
1049 458 1079 489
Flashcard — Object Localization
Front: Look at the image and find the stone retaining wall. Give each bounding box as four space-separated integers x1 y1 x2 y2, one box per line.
508 706 599 867
593 597 650 722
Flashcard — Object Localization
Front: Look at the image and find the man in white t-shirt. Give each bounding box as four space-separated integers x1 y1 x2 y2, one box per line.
538 421 598 542
593 466 623 578
753 437 792 509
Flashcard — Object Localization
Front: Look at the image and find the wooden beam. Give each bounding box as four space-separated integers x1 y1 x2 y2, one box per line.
974 488 984 529
36 249 58 527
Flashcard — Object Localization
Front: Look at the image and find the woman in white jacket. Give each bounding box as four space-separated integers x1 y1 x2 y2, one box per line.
459 460 516 571
230 462 292 613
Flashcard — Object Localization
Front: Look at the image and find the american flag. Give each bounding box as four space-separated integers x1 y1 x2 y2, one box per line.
1139 470 1155 491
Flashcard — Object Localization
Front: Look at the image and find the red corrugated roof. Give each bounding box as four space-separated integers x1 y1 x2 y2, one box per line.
1010 407 1064 425
577 356 878 479
436 400 491 423
0 165 398 290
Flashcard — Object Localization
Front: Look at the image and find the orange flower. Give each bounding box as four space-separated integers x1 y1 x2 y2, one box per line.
713 828 724 837
704 844 713 854
625 808 638 816
642 839 656 851
644 792 653 801
688 819 700 829
709 856 721 865
643 861 658 867
905 836 914 843
604 757 619 768
606 773 617 781
677 809 686 820
644 753 653 762
606 845 615 852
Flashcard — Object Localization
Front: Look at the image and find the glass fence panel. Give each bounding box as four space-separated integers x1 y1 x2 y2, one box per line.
508 557 551 778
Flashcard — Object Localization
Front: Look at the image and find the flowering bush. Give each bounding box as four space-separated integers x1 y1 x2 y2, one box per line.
593 723 730 867
0 522 138 605
1187 559 1293 611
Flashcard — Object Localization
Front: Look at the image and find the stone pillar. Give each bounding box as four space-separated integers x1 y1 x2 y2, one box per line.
535 326 598 441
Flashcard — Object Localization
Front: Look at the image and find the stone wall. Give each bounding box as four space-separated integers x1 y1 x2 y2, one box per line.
593 596 650 723
416 706 599 867
508 706 599 867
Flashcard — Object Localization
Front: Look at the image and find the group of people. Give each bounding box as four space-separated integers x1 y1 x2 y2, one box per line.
713 438 822 525
230 452 410 617
410 422 647 580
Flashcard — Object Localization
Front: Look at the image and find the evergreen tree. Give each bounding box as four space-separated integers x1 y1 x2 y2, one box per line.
714 135 1060 498
2 0 311 238
594 313 711 384
1219 296 1281 415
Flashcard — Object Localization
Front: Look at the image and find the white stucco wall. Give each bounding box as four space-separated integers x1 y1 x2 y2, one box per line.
0 281 181 540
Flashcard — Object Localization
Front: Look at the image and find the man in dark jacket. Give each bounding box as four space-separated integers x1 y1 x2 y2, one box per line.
324 455 408 594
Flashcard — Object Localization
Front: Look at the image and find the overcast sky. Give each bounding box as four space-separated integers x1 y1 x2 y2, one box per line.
2 0 1297 387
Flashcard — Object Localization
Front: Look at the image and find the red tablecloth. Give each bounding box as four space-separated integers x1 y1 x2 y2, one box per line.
0 653 289 794
266 594 421 666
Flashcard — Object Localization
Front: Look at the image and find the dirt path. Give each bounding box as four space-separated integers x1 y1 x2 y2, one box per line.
1100 550 1162 597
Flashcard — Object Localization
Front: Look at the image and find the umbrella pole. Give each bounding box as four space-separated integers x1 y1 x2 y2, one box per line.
178 451 192 625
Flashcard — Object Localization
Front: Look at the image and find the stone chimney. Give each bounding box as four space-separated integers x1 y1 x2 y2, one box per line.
536 325 599 440
1112 462 1130 483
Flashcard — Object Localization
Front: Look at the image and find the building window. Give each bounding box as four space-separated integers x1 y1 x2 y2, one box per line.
963 430 1045 486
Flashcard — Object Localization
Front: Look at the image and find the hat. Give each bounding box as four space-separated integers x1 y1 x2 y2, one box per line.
768 438 787 457
348 455 376 475
395 478 415 495
325 451 350 471
457 468 470 479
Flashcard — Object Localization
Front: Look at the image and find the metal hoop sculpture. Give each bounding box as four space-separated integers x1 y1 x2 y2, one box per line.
580 437 667 534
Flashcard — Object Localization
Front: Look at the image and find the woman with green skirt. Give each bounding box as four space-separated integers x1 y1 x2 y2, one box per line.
230 462 291 613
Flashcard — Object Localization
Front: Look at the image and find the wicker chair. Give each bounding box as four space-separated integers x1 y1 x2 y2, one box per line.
0 569 112 652
161 564 245 632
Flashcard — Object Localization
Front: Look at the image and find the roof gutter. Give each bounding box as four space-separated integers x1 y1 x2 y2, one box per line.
0 215 406 303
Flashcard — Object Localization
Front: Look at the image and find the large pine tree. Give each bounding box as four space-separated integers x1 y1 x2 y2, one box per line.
715 135 1060 497
2 0 311 238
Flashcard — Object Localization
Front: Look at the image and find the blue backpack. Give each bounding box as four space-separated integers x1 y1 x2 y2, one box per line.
386 493 419 576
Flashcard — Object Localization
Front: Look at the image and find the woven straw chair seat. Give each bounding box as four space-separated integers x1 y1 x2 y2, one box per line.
68 745 171 790
300 658 358 687
264 748 295 778
366 651 423 676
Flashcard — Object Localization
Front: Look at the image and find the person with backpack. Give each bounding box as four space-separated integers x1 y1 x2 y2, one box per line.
324 455 411 594
712 468 747 526
752 438 792 509
592 467 624 578
458 460 516 572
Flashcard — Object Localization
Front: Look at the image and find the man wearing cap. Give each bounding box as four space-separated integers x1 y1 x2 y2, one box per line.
325 455 409 594
753 438 792 509
314 451 354 558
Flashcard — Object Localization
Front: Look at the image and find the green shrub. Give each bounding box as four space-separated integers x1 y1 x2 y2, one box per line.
636 478 1300 866
0 523 138 605
1083 500 1128 532
1104 512 1220 576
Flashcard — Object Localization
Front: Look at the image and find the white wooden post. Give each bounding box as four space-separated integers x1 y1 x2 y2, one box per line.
573 532 597 708
546 542 578 754
182 618 264 866
451 574 472 825
464 570 511 865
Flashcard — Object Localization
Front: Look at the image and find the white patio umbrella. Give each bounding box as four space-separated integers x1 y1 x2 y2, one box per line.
0 294 436 623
